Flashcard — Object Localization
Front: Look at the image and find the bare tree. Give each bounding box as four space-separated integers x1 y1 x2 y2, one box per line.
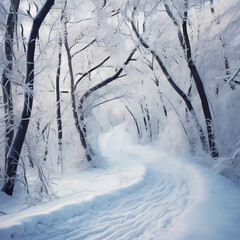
182 0 218 157
2 0 55 196
55 33 63 169
130 7 208 152
61 2 92 161
161 0 218 157
78 48 136 143
1 0 20 170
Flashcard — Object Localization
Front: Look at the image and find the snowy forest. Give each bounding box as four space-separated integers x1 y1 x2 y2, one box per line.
0 0 240 239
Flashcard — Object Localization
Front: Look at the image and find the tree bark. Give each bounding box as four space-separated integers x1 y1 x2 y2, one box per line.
131 9 208 152
182 1 218 158
1 0 20 171
63 19 92 161
2 0 55 196
164 3 208 152
125 105 141 142
56 33 63 169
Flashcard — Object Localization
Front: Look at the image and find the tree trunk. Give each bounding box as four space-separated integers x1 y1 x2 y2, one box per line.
182 1 218 158
56 33 63 169
78 48 136 148
2 0 55 196
1 0 20 171
131 10 208 152
125 105 141 142
63 19 92 161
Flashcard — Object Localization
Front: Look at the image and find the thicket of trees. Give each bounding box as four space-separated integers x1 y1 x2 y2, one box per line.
0 0 240 196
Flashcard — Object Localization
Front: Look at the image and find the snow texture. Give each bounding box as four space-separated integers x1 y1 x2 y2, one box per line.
1 124 240 240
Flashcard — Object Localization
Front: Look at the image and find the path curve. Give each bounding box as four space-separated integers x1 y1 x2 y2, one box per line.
4 124 240 239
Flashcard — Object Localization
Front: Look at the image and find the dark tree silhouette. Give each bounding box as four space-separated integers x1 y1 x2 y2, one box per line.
62 16 92 161
55 33 63 169
1 0 20 170
131 8 207 152
2 0 55 196
182 0 218 158
78 48 136 146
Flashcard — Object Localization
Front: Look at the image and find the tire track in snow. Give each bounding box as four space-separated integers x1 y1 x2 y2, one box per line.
16 165 190 240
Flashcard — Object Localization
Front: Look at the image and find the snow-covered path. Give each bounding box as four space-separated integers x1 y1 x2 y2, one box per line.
15 153 189 240
1 125 240 240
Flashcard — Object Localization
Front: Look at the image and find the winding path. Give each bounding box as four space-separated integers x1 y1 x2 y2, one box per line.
4 125 240 240
17 159 189 240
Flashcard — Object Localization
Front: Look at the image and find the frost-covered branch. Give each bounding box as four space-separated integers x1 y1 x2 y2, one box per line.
130 5 208 152
2 0 55 196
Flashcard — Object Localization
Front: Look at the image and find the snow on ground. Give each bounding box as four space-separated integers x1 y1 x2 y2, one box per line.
1 124 240 240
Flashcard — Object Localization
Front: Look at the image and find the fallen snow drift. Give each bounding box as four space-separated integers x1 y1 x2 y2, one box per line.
0 124 240 240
